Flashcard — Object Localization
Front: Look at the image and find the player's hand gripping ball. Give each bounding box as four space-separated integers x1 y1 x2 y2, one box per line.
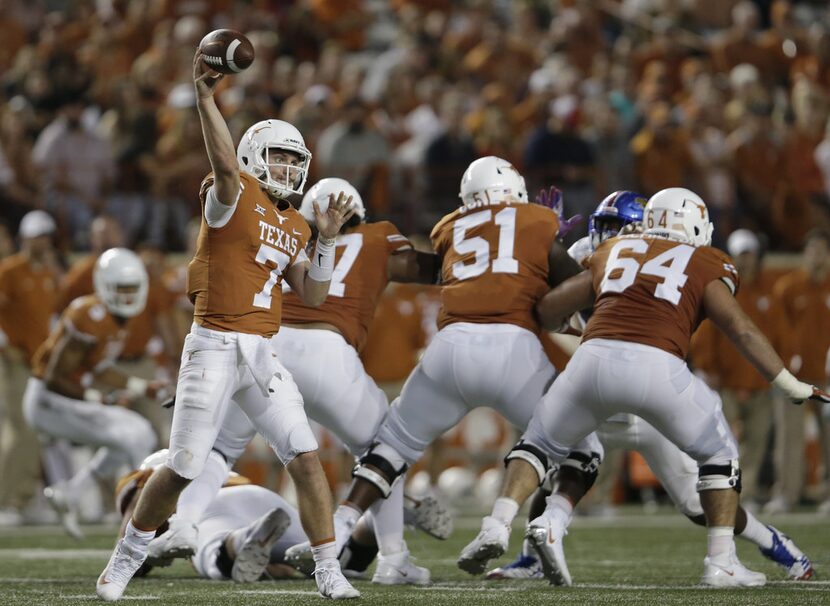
198 29 254 74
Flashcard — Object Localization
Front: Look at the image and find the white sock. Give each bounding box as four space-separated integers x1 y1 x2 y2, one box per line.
707 526 734 558
521 538 534 557
123 519 156 553
369 480 405 556
176 453 229 522
311 540 338 566
737 513 774 550
546 494 574 527
491 497 519 526
335 503 362 529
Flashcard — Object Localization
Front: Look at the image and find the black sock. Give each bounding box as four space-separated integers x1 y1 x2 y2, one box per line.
339 537 379 573
216 542 234 579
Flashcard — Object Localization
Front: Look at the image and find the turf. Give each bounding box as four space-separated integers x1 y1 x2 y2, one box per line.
1 507 828 605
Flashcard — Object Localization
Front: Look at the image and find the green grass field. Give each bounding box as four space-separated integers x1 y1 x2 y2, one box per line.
1 507 828 605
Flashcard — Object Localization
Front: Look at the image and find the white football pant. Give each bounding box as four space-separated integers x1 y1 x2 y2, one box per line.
192 484 306 580
598 416 701 517
523 339 738 468
273 327 388 456
377 323 603 466
22 378 156 477
167 325 317 479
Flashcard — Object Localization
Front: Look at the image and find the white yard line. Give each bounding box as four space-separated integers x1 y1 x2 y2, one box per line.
0 549 111 559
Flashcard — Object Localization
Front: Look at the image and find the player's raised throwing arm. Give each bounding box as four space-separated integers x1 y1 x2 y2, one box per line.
704 279 830 404
193 51 239 206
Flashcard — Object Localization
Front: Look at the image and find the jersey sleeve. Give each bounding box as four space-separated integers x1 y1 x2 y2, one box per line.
63 299 102 344
379 221 412 254
696 247 740 297
429 215 452 261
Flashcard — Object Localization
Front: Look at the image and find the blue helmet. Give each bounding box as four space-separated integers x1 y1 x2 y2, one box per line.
589 190 647 249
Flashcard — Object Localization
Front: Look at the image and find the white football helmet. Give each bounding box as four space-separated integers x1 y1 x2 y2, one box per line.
459 156 528 206
643 187 713 247
237 119 311 199
93 248 149 318
300 177 365 225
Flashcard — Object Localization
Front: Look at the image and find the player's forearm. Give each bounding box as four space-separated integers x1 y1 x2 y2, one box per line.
196 97 238 178
300 275 330 307
721 317 784 382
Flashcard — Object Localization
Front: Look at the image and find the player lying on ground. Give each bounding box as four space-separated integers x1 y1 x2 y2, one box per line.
116 450 305 583
468 191 813 584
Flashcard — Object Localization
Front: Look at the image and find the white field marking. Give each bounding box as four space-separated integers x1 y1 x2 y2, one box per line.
0 548 112 559
418 582 830 592
236 590 321 596
58 596 158 601
452 511 830 531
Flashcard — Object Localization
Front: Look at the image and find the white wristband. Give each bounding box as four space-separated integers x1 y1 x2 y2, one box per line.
126 376 149 398
308 237 336 282
83 388 103 403
772 368 812 401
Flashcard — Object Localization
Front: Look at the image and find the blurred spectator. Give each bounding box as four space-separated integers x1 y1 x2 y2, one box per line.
524 96 596 237
709 2 778 84
765 229 830 514
728 100 783 236
629 101 693 195
56 215 125 312
315 97 391 214
32 97 116 248
0 210 61 526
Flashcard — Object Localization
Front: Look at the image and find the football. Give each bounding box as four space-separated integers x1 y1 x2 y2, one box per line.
198 29 254 74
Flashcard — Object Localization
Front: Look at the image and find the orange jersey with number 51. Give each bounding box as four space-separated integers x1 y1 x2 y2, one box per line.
431 201 560 333
187 173 311 337
583 235 739 360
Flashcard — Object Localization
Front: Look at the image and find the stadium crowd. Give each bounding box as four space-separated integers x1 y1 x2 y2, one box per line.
1 0 830 540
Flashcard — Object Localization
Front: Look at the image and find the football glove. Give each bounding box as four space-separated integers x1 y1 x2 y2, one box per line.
534 186 583 238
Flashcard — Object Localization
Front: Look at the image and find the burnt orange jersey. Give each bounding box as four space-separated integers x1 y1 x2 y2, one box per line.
281 222 411 351
31 295 136 382
583 235 739 360
188 173 311 337
0 253 60 361
431 201 560 333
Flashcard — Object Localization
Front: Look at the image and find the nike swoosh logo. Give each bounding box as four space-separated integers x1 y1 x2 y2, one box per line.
723 569 734 576
548 528 556 544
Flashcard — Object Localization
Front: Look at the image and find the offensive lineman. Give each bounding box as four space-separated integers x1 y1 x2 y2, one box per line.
482 191 813 584
313 157 603 575
95 51 358 600
471 187 830 587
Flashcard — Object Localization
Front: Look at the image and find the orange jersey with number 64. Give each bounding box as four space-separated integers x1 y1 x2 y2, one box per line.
583 235 739 360
431 201 560 333
187 173 311 337
281 222 412 352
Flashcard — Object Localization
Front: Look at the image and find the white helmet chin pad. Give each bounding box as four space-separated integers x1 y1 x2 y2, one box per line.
300 178 365 225
459 156 528 206
643 187 713 247
93 248 149 318
237 119 311 199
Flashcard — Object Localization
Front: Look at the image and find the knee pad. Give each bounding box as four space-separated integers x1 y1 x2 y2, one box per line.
166 447 206 480
352 442 408 498
696 459 741 493
504 440 550 485
560 450 602 486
